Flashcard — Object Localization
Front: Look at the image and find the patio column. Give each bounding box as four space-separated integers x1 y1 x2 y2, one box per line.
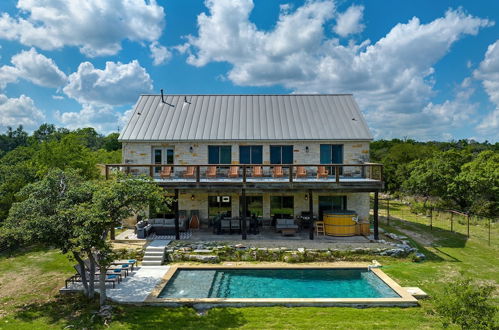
241 188 247 240
309 189 314 240
373 191 379 240
174 189 180 240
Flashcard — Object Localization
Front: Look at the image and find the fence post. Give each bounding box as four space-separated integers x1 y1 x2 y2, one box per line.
429 208 433 231
450 212 453 232
387 198 390 226
467 213 470 237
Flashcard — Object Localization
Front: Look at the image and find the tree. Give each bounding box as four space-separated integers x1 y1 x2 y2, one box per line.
2 169 166 306
102 133 121 151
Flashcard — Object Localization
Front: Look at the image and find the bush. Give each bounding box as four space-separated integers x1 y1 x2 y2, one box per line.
434 278 497 329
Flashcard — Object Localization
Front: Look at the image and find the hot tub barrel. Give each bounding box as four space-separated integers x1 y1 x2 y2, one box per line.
323 211 357 236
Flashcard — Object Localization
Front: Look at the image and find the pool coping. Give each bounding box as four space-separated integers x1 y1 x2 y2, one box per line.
143 263 419 307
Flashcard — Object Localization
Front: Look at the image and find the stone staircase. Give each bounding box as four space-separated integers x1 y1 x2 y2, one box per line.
141 240 170 266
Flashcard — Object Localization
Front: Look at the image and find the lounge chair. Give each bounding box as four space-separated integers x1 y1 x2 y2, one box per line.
252 165 263 177
68 265 121 288
184 166 196 178
317 165 329 179
295 166 307 178
159 166 172 178
84 259 128 277
228 166 239 178
272 165 284 178
206 166 217 178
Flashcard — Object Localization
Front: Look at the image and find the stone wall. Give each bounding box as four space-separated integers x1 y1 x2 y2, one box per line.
122 141 370 166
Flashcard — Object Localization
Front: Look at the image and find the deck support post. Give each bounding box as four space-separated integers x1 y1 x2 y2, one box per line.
373 191 379 240
309 189 314 240
174 189 180 240
241 188 247 240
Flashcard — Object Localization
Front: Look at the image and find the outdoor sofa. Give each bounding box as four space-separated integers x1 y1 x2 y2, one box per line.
135 217 189 238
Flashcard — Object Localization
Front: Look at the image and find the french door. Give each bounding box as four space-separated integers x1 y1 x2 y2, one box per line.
153 147 174 175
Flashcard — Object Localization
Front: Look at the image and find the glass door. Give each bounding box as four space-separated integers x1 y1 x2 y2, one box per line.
152 148 174 176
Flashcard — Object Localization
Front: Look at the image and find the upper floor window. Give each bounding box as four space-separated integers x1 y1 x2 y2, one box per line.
270 145 293 164
208 145 232 164
320 144 343 164
239 145 263 164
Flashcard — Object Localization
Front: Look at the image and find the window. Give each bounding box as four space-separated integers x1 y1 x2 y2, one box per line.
208 145 231 164
318 196 347 220
208 196 232 217
239 145 263 164
270 145 293 164
320 144 343 163
239 196 263 217
270 196 294 216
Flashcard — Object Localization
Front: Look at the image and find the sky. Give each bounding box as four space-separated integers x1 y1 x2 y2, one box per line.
0 0 498 142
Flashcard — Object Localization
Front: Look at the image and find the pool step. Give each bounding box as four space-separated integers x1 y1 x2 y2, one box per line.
403 287 429 299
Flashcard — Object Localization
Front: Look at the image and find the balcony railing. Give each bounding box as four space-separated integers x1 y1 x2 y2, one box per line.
104 163 383 185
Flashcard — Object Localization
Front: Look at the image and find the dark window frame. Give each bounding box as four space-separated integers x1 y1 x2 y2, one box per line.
270 145 293 164
239 145 263 164
208 145 232 164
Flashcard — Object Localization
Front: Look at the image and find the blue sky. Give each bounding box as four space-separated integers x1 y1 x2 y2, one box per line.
0 0 498 141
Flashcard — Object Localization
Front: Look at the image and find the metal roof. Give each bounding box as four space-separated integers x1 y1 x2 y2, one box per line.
118 94 373 141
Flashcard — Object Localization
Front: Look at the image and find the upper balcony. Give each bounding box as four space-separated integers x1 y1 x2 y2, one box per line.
105 163 384 191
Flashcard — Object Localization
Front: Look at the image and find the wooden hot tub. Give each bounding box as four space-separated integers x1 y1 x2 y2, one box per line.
323 211 358 236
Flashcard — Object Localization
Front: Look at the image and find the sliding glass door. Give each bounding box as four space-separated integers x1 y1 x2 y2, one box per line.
152 147 174 175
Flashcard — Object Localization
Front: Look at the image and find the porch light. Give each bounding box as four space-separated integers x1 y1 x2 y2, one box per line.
189 146 194 152
191 194 195 201
304 194 308 201
305 146 309 153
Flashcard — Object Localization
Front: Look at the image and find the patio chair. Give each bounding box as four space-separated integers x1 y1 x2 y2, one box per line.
315 221 325 235
252 165 263 177
184 166 196 178
228 166 239 178
272 165 284 178
84 259 128 277
71 264 121 287
159 166 172 178
206 166 217 178
317 166 329 179
220 219 231 233
295 166 307 178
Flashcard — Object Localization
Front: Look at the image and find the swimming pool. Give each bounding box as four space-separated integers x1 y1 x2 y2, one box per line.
147 265 418 307
159 268 399 299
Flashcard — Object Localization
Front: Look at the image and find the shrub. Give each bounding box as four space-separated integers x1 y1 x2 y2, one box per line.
434 278 497 329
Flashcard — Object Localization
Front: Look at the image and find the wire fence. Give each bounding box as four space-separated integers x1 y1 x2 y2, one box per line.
376 198 498 246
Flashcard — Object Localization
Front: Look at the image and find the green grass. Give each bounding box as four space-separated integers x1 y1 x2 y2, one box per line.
0 204 497 329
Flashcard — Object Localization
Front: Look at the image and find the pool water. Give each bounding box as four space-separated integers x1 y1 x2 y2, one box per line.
158 268 400 299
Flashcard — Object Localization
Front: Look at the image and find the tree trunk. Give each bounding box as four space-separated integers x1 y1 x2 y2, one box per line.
97 254 108 306
73 252 89 298
87 250 96 298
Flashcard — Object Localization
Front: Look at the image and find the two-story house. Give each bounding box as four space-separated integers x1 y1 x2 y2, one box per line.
110 94 383 240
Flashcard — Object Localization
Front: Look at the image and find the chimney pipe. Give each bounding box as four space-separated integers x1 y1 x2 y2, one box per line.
161 89 166 103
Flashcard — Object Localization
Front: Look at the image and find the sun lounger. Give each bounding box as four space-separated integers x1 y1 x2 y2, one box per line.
159 166 172 178
65 274 120 289
228 166 239 178
272 166 284 178
317 165 329 179
84 259 128 277
252 166 263 177
184 166 196 178
206 166 217 178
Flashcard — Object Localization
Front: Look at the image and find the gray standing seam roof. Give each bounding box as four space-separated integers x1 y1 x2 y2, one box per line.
118 94 373 141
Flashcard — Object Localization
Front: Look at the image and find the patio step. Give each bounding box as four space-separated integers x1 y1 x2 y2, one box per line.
141 260 163 266
142 241 168 266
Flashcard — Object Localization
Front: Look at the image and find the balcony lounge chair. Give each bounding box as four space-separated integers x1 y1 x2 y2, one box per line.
272 165 284 178
206 166 217 178
184 166 196 178
159 166 172 178
228 166 239 178
295 166 307 178
252 165 263 177
317 166 329 179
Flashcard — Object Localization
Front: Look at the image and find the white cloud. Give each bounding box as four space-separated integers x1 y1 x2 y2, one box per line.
149 41 171 65
182 2 493 139
63 60 153 106
0 48 66 89
11 48 67 87
334 5 365 37
55 105 134 134
474 40 499 139
0 0 165 57
0 94 45 130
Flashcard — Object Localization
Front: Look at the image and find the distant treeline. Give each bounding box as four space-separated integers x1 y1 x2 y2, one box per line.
0 124 121 220
371 139 498 217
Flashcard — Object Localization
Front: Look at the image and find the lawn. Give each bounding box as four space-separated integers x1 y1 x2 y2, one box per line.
0 204 497 329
